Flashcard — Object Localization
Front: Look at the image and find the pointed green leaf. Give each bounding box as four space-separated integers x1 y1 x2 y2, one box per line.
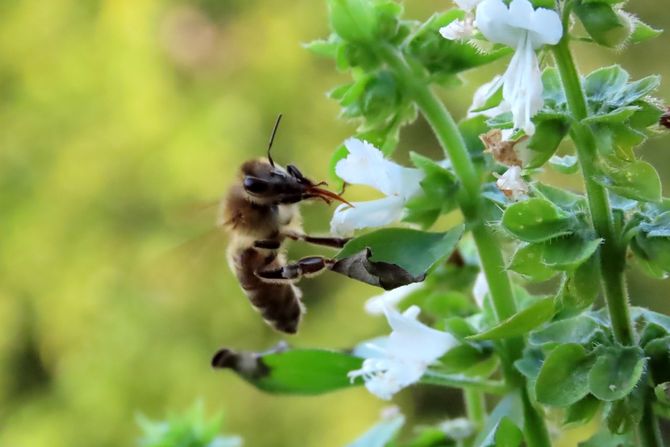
336 227 464 278
212 347 362 394
508 243 557 282
480 417 523 447
536 344 595 407
469 297 556 341
564 396 601 427
347 414 405 447
502 198 575 242
588 346 646 401
525 118 570 168
529 315 601 346
574 2 628 48
595 159 662 203
541 235 602 270
630 19 663 44
549 155 579 174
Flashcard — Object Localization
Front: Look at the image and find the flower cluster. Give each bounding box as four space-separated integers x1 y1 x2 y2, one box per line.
443 0 562 136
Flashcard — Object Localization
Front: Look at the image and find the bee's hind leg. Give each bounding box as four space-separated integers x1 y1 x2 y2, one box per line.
256 256 335 283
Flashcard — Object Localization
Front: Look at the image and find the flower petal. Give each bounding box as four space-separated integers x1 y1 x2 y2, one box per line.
472 272 489 308
364 283 424 315
439 19 476 41
330 196 406 236
495 165 529 201
336 138 424 198
476 0 522 48
455 0 483 12
528 7 563 48
384 306 458 363
502 34 544 135
476 0 562 49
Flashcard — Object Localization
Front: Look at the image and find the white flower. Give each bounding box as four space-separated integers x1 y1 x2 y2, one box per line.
495 165 529 201
454 0 482 10
364 283 424 315
475 0 562 135
467 75 510 118
472 271 489 308
348 305 458 400
439 0 483 41
440 18 476 41
330 138 424 236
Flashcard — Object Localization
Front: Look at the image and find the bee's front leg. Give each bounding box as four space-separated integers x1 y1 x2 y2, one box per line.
256 256 336 283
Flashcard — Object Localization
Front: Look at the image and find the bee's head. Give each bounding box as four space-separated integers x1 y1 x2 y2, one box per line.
240 159 349 206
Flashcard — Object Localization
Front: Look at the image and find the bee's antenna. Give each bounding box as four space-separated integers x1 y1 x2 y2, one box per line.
267 114 283 167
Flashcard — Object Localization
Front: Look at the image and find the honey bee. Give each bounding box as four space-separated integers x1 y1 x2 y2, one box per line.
220 115 351 334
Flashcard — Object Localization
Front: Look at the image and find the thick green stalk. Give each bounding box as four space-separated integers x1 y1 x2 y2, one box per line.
464 389 486 428
378 44 551 447
553 38 662 446
552 39 635 346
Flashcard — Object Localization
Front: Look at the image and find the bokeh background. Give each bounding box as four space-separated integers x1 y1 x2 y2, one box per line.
0 1 668 446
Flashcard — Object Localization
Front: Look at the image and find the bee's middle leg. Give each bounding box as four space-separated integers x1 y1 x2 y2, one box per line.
256 256 335 283
283 232 351 248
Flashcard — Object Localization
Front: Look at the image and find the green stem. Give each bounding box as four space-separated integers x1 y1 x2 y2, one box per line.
552 39 635 346
640 398 663 447
552 37 662 446
378 44 551 447
464 389 487 428
421 372 507 395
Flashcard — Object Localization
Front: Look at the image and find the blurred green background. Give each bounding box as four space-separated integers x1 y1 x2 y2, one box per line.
0 1 668 446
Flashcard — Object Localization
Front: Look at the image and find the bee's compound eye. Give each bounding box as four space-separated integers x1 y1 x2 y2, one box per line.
243 176 270 195
286 164 305 181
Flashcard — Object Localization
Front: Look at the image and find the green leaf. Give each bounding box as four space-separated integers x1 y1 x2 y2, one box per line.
328 0 377 43
654 382 670 406
212 347 363 394
583 106 639 125
533 183 587 212
468 297 555 341
535 344 595 407
404 153 459 228
588 346 646 401
560 256 601 314
438 344 494 375
346 414 405 447
303 37 340 58
630 19 663 44
525 119 570 169
459 115 490 158
574 1 629 48
618 75 661 106
595 159 662 203
541 234 602 270
542 67 566 109
473 393 523 447
584 66 629 105
578 430 633 447
508 243 557 282
480 417 523 447
335 226 464 278
529 315 601 346
549 155 579 174
406 11 511 78
502 198 575 243
564 395 601 427
515 348 544 381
